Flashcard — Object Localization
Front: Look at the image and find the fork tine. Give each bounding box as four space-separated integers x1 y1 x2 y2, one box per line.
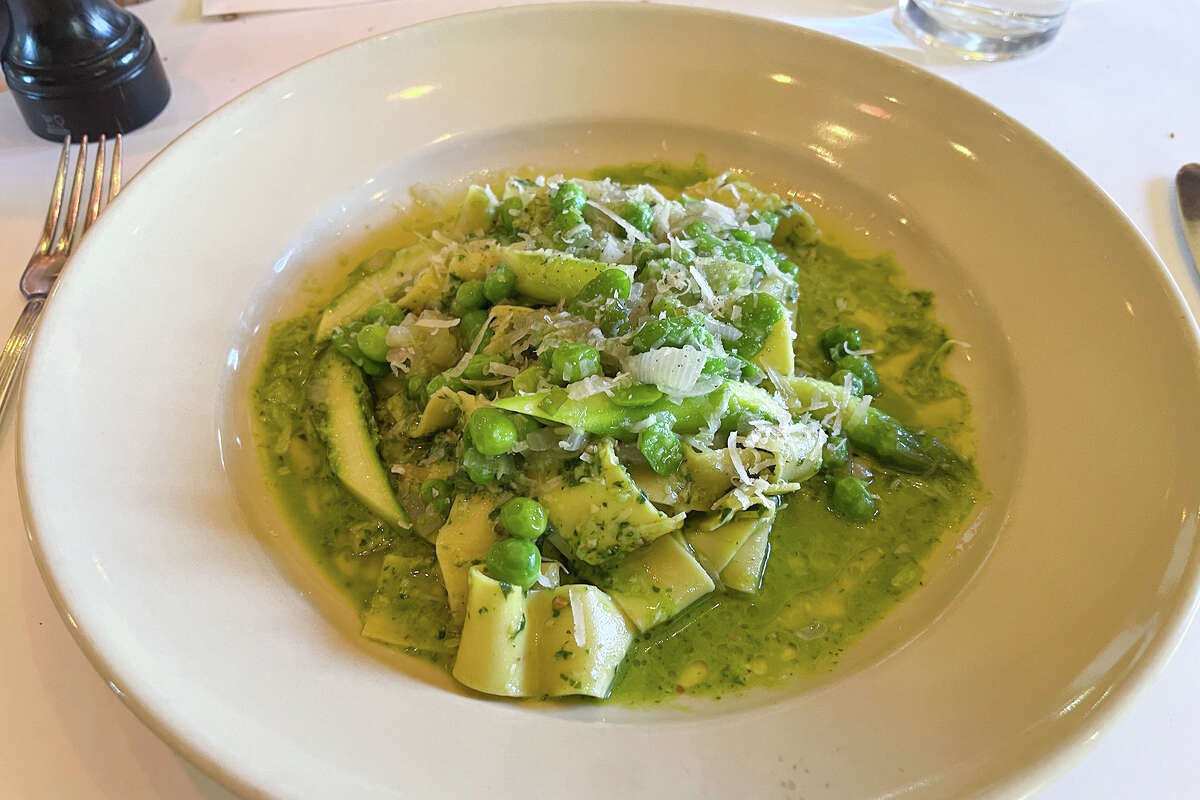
55 135 88 255
36 137 70 255
110 134 123 200
82 135 107 236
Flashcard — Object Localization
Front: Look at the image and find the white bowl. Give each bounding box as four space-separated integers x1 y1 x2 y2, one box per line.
18 4 1200 798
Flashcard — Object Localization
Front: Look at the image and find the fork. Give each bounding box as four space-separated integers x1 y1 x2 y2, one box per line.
0 134 122 421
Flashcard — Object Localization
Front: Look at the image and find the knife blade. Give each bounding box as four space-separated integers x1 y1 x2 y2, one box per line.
1178 163 1200 268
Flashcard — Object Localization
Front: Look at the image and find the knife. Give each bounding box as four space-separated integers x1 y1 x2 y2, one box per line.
1178 164 1200 268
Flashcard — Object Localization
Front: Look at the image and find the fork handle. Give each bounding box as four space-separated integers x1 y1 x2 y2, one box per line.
0 299 46 422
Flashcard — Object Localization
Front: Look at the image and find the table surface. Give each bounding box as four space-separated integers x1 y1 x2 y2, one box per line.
2 0 1198 797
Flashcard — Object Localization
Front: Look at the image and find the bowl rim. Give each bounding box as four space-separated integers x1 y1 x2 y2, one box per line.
16 3 1200 799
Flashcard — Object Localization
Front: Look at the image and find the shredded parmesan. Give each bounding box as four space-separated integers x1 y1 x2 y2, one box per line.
688 264 717 306
586 200 649 243
728 430 751 486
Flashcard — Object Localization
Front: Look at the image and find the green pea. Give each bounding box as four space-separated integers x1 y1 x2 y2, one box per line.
638 421 683 475
485 538 541 589
822 435 849 468
512 365 546 394
683 220 711 238
610 384 664 407
453 280 488 314
778 260 800 277
355 324 390 363
462 353 507 380
637 259 667 282
722 240 764 268
832 476 876 521
419 478 454 516
749 209 781 233
621 201 654 235
497 197 523 235
629 314 714 353
569 269 632 337
554 209 590 247
467 408 518 456
458 308 492 348
730 293 784 358
632 242 665 269
731 354 765 383
551 342 601 383
406 374 428 402
427 373 466 395
649 294 685 317
829 368 865 396
364 302 405 326
360 359 387 377
819 324 864 359
571 269 631 307
550 181 587 215
461 444 502 485
499 497 548 539
668 241 696 266
694 233 723 256
753 241 782 264
835 355 879 395
483 263 517 303
331 323 364 362
729 229 755 244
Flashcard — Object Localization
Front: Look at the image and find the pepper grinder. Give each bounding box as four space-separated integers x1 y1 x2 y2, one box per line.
2 0 170 140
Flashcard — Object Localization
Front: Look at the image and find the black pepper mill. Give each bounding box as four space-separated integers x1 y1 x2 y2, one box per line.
2 0 170 140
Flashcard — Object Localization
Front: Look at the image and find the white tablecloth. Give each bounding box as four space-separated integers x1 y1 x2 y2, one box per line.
1 1 1197 796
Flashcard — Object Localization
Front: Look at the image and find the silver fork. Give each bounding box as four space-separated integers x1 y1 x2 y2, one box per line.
0 134 122 421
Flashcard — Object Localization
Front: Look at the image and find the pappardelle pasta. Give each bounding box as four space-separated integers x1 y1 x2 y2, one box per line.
252 163 982 702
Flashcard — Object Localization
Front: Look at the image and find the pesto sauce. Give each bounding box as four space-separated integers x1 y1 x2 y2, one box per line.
249 176 983 704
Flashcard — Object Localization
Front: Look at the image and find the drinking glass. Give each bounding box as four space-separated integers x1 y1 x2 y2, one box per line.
896 0 1072 60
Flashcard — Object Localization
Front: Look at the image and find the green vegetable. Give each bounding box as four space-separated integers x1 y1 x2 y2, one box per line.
638 420 683 475
453 280 488 314
730 293 784 358
458 308 492 348
512 365 546 394
632 242 664 269
829 369 864 396
467 408 518 456
729 229 755 244
406 374 427 402
355 324 390 363
311 351 408 528
419 478 454 516
629 314 714 353
694 233 723 256
364 302 405 326
610 384 664 408
783 376 951 473
315 241 438 341
493 380 786 439
497 197 523 235
550 181 587 215
485 538 542 589
822 435 849 468
819 324 863 359
568 269 632 336
483 263 517 303
773 204 820 249
499 497 548 540
621 201 654 235
835 355 879 394
461 444 506 485
462 353 507 381
497 247 611 303
550 342 601 383
683 220 711 238
832 476 876 521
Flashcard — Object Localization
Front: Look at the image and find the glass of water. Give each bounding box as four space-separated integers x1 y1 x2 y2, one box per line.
896 0 1072 60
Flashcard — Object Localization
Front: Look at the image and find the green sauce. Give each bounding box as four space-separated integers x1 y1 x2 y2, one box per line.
249 169 983 703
